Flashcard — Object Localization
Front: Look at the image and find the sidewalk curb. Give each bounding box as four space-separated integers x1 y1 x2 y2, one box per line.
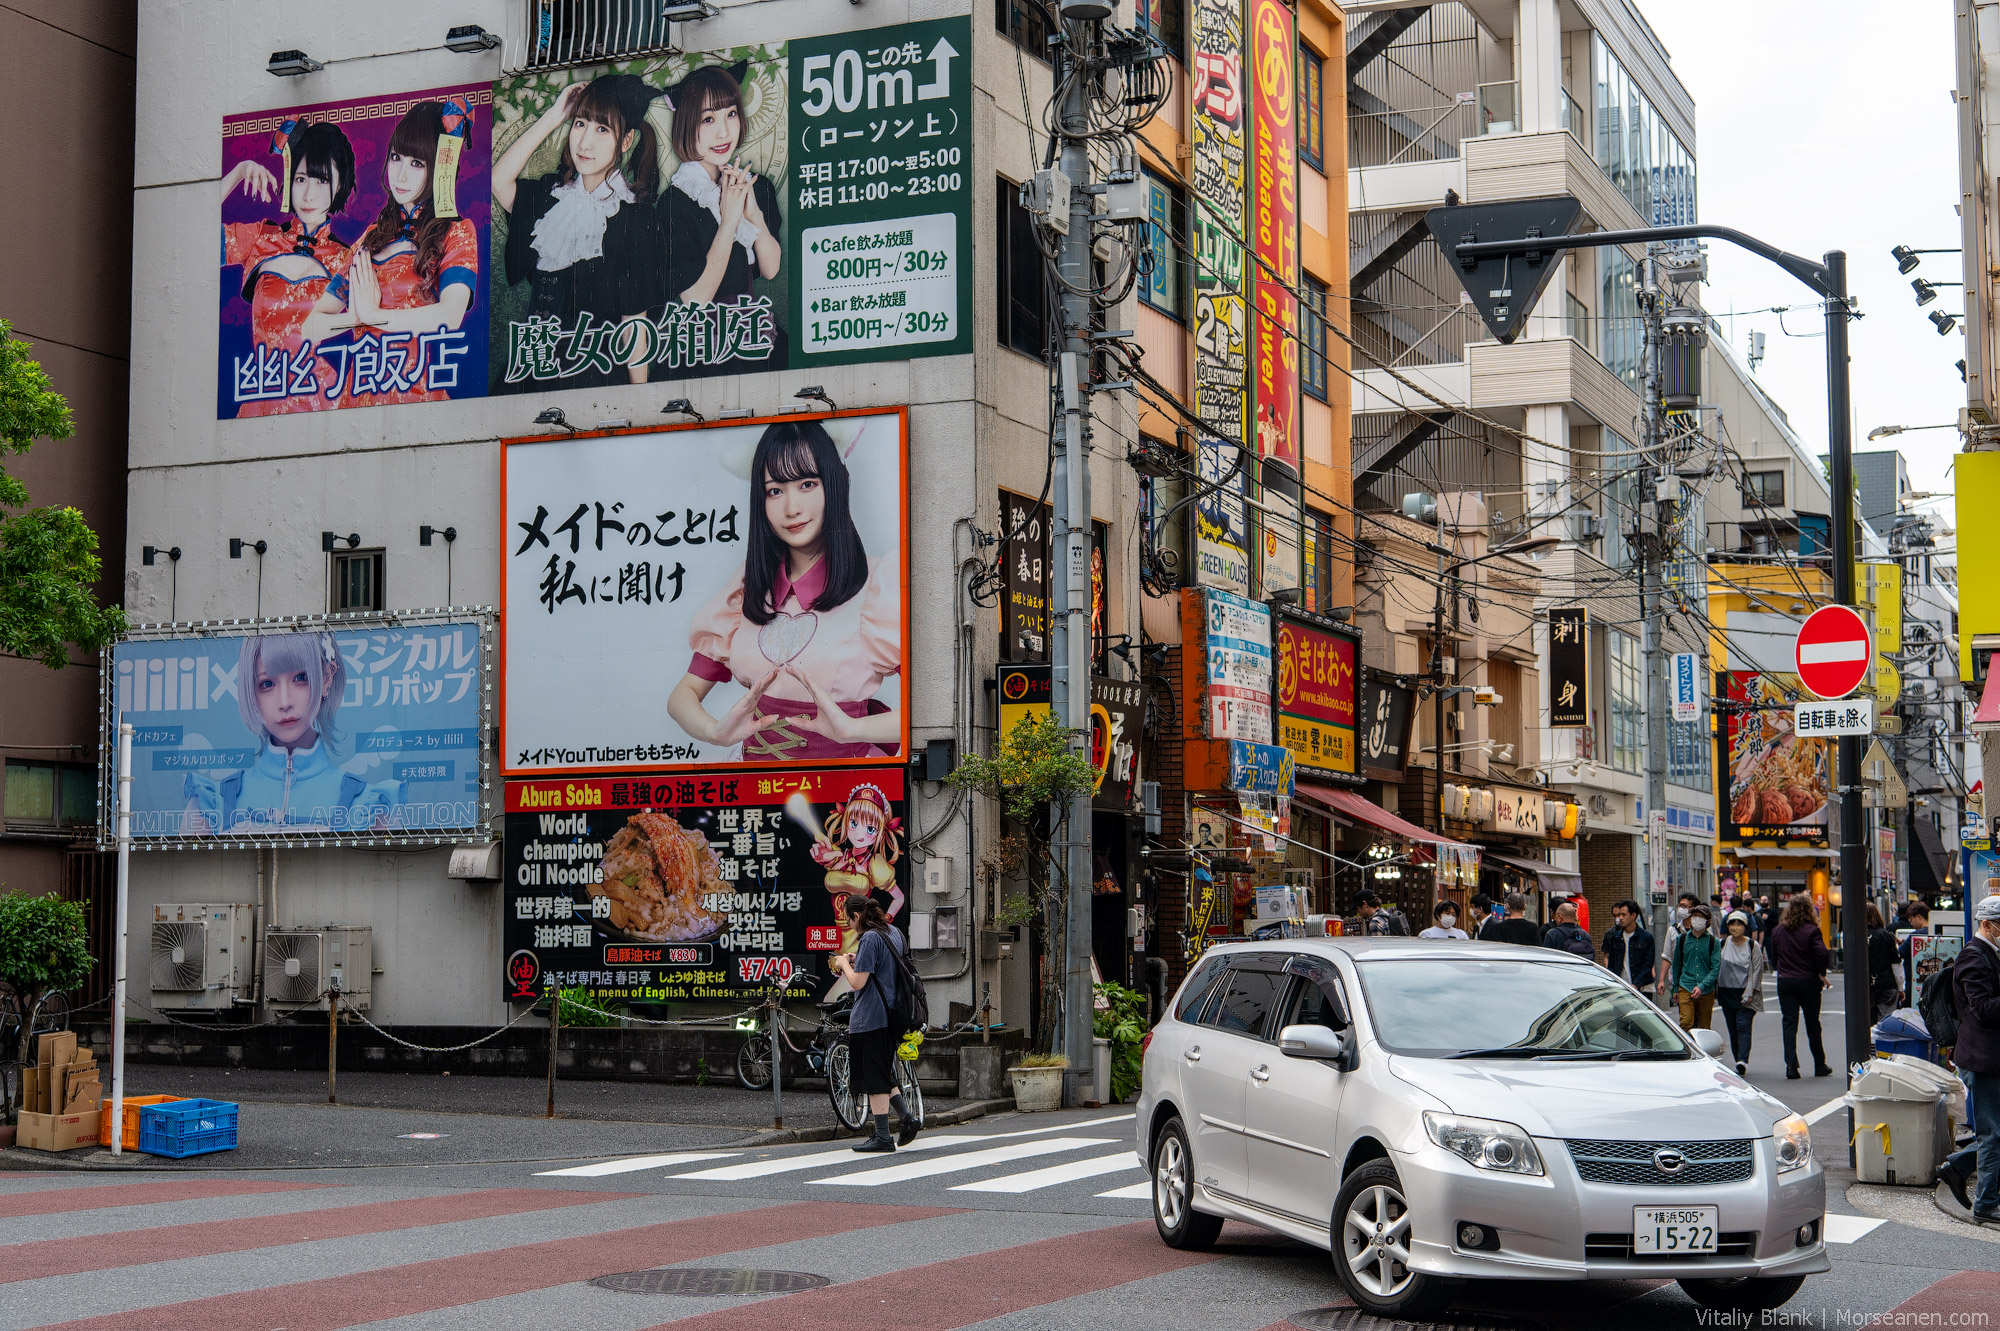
717 1098 1015 1148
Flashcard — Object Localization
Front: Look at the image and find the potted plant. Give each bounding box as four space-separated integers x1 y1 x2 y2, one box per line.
1008 1051 1068 1111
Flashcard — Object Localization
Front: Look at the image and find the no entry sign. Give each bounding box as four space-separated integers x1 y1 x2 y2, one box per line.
1794 605 1873 700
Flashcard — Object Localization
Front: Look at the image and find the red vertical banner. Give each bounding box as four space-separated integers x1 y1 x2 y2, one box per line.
1250 0 1298 468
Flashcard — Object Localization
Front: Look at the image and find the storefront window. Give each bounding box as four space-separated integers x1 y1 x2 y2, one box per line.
1610 631 1641 773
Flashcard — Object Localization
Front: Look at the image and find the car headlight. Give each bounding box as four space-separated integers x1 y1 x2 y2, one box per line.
1423 1112 1545 1176
1772 1113 1813 1173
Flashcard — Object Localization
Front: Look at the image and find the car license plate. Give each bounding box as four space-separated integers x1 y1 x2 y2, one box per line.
1634 1206 1719 1255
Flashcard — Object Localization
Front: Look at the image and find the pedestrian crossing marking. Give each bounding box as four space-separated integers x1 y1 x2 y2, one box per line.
534 1151 740 1177
950 1152 1139 1193
1824 1213 1886 1244
1096 1180 1152 1199
672 1136 997 1179
809 1137 1117 1187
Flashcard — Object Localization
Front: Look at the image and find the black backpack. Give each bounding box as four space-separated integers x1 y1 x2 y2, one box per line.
1550 923 1596 959
883 932 929 1036
1380 907 1411 937
1920 955 1959 1048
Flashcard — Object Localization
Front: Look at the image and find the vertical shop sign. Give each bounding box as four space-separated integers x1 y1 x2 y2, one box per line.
1191 0 1250 593
997 490 1107 664
1548 607 1588 728
1205 588 1272 741
1196 438 1250 595
1275 612 1359 781
1249 0 1298 470
1358 670 1416 777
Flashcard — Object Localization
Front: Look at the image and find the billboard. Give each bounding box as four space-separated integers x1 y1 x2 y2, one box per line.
1192 0 1249 591
994 665 1144 811
1205 588 1272 741
1720 670 1831 847
500 766 907 1002
220 84 494 419
502 409 908 775
1249 0 1298 469
1195 437 1250 595
1547 607 1587 728
487 18 971 393
1275 612 1359 781
104 615 490 844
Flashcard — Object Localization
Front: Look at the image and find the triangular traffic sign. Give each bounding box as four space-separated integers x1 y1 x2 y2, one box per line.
1424 196 1585 344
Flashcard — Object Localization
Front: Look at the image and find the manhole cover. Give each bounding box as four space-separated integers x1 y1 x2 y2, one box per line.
1290 1307 1544 1331
590 1268 831 1297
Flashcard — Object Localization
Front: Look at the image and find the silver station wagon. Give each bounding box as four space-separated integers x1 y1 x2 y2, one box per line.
1136 938 1828 1319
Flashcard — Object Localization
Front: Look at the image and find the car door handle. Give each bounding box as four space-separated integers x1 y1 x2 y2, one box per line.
1249 1064 1270 1083
1184 1046 1201 1063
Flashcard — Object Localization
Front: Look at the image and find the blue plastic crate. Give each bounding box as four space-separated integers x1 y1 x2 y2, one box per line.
138 1098 238 1158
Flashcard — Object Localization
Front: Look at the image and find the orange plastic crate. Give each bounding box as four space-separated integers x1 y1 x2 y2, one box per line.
99 1095 185 1150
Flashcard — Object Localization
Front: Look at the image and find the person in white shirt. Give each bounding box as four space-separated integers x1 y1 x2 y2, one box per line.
1418 900 1468 940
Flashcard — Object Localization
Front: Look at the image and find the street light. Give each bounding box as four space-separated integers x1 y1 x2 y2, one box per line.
1912 277 1961 306
1868 423 1958 440
1930 310 1961 337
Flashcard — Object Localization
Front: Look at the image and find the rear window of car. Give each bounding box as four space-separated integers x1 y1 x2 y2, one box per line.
1208 967 1285 1038
1173 954 1230 1023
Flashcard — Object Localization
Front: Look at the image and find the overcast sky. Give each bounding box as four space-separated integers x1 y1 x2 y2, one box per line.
1636 0 1965 510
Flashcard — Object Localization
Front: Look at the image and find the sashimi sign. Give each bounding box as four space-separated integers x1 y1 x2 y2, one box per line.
1793 605 1873 700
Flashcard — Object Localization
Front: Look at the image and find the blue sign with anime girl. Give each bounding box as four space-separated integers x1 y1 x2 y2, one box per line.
218 83 493 419
110 623 487 840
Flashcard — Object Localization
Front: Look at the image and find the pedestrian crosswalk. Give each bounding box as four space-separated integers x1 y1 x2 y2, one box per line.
535 1113 1150 1202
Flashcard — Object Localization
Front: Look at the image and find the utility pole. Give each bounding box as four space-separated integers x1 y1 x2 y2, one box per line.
1826 251 1870 1075
1639 247 1673 990
1051 16 1098 1106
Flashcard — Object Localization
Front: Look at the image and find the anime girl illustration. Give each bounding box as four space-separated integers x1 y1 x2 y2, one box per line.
493 73 666 390
667 418 901 761
184 633 402 834
302 99 479 406
220 118 357 416
808 783 904 954
659 59 784 368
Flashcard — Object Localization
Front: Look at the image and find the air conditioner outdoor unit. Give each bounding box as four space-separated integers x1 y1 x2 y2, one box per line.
150 903 256 1009
262 926 373 1011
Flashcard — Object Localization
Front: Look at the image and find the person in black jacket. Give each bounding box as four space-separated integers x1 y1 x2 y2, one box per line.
1948 895 2000 1221
1767 895 1833 1079
1540 899 1595 958
1602 899 1656 990
1865 903 1903 1021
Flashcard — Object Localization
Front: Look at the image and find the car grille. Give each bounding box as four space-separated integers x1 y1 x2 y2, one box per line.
1565 1138 1757 1186
1585 1231 1758 1260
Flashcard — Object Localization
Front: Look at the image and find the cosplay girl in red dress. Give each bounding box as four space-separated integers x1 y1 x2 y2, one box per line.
303 100 478 407
220 119 355 416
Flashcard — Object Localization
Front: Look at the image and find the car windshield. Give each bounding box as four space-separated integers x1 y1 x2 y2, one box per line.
1354 957 1688 1059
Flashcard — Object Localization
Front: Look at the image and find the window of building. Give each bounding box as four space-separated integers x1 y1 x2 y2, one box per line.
1136 0 1186 65
1602 429 1640 571
1140 171 1188 319
523 0 673 71
1299 45 1325 170
997 0 1054 59
332 549 386 613
3 761 96 829
1610 630 1642 774
996 176 1049 359
1301 277 1330 401
1668 672 1711 793
1303 507 1334 613
1592 34 1696 227
1742 470 1785 509
1601 248 1642 388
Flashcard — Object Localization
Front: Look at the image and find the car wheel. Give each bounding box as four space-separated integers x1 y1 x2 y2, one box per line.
1677 1275 1807 1314
1331 1159 1449 1319
1151 1116 1223 1250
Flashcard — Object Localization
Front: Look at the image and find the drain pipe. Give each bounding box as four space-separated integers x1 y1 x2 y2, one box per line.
1143 956 1169 1027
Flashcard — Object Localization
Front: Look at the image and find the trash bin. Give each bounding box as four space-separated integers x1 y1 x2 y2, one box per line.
1871 1010 1934 1063
1845 1057 1953 1187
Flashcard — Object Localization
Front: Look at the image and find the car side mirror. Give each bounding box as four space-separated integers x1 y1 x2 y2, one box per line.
1279 1023 1352 1067
1692 1028 1726 1060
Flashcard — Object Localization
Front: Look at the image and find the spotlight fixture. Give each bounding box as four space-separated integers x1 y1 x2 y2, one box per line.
321 531 362 553
794 385 838 411
1267 587 1303 607
229 538 268 559
419 525 458 547
661 398 705 422
1912 277 1961 306
266 49 324 77
141 545 182 567
1891 244 1956 275
1930 310 1960 336
444 24 501 53
533 407 578 433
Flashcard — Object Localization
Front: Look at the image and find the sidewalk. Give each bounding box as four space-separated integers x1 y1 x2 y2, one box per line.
1 1067 1005 1172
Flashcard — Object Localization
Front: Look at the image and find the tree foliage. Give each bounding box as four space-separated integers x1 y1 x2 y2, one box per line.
0 889 94 1109
0 322 125 667
947 711 1097 1056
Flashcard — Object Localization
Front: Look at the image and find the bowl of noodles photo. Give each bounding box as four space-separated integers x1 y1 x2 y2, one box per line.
587 812 729 944
1726 675 1830 829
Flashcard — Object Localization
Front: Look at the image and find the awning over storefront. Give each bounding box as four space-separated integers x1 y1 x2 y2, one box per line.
1478 848 1583 898
1977 665 2000 728
1911 819 1951 897
1297 782 1481 883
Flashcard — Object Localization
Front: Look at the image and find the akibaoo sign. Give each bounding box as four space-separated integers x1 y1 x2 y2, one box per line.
1274 612 1360 782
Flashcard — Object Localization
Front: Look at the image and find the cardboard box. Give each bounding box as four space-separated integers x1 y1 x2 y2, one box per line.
60 1064 101 1113
17 1106 101 1153
35 1029 77 1072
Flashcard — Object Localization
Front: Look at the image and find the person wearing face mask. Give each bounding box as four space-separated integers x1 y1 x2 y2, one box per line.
1656 891 1702 1003
1942 894 2000 1223
1715 911 1766 1074
1668 905 1721 1034
1418 900 1468 940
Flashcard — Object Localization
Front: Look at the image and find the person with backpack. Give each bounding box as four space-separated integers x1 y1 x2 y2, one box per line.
828 894 920 1152
1540 899 1596 959
1667 905 1722 1034
1355 889 1407 937
1866 903 1903 1022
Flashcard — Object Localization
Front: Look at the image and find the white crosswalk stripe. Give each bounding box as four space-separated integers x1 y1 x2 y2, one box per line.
533 1151 740 1177
1096 1180 1153 1199
668 1115 1131 1181
950 1152 1139 1193
809 1136 1117 1186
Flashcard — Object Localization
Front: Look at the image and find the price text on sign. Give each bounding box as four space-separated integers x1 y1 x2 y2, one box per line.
1793 604 1873 700
1793 698 1874 739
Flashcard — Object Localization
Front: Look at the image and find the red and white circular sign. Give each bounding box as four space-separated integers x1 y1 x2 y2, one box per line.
1794 605 1873 700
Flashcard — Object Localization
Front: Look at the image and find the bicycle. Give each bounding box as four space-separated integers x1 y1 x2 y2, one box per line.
0 982 71 1059
737 993 922 1133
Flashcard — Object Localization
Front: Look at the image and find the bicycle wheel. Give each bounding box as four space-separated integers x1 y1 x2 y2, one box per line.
30 990 69 1035
894 1058 924 1129
825 1040 869 1130
737 1033 773 1091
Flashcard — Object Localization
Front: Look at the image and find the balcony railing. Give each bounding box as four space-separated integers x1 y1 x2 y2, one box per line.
1350 95 1482 168
1476 81 1518 135
503 0 684 74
